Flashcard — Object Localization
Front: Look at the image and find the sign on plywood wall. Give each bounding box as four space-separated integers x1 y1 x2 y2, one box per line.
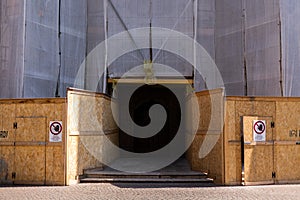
253 120 266 142
49 121 63 142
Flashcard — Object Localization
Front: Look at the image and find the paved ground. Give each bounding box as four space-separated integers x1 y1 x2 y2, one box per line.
1 183 300 200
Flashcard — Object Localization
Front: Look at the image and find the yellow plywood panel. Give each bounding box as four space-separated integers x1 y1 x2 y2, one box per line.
0 99 66 185
102 99 117 131
15 117 47 142
224 143 242 185
67 135 102 183
68 89 117 135
235 101 254 141
68 94 102 133
67 89 119 184
16 101 66 120
16 103 40 117
253 101 276 117
78 137 102 171
67 136 79 183
197 95 211 132
43 103 65 120
186 89 225 184
1 104 16 142
276 102 300 141
196 89 224 132
275 145 300 181
14 146 46 184
2 104 15 119
0 146 14 183
46 146 64 185
67 134 119 184
190 133 223 184
223 100 275 185
243 116 258 143
225 101 236 141
244 145 274 184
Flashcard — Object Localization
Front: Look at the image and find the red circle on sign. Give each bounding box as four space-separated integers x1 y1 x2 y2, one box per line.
254 121 265 134
50 122 62 135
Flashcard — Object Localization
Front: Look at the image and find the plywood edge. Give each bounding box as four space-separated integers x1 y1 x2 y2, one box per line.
224 182 242 186
67 87 112 101
274 141 300 145
226 96 300 102
0 141 14 146
244 181 274 186
13 181 46 185
0 98 66 104
195 88 224 97
227 140 241 144
276 180 300 184
244 141 274 146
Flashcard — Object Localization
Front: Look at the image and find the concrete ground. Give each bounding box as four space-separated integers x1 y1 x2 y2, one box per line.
1 183 300 200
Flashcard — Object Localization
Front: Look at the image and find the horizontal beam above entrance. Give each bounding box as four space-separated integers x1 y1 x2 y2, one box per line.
108 78 193 85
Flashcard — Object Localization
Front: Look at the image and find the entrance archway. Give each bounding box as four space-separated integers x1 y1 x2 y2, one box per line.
117 84 185 154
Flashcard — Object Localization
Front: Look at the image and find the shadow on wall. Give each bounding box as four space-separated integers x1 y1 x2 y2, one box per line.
0 158 8 181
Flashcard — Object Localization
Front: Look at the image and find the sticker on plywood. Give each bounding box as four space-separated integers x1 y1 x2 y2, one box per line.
49 121 63 142
253 120 266 142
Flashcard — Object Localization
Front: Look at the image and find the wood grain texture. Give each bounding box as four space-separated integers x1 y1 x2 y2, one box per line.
275 145 300 181
224 142 242 185
0 146 14 183
275 102 300 141
15 146 46 183
244 145 273 183
224 97 300 185
0 99 66 185
67 89 118 185
188 89 224 184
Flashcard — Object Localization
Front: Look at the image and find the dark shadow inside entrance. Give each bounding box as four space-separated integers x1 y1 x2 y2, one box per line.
118 84 185 154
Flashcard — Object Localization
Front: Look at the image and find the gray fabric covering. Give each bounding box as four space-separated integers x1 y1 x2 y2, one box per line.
0 0 299 97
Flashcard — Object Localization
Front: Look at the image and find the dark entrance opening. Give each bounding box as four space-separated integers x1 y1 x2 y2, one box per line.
117 84 186 154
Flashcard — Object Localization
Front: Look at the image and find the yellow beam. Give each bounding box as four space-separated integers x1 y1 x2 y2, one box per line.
108 78 194 85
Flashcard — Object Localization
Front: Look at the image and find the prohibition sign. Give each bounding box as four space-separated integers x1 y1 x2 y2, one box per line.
50 122 62 135
254 121 265 135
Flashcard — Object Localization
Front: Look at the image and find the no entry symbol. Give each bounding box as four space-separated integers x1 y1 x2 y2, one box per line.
50 121 62 135
254 121 266 135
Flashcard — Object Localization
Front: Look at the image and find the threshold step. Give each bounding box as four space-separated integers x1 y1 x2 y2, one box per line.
84 174 207 179
80 178 214 183
84 170 207 177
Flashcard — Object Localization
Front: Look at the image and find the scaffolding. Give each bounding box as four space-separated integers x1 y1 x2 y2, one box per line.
0 0 300 98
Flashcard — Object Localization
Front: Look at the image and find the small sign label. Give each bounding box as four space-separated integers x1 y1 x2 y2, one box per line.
0 131 8 138
289 130 300 137
49 121 63 142
253 120 266 142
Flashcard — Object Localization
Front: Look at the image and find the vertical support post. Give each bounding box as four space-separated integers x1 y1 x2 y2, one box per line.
242 0 248 96
278 4 284 96
193 0 198 89
55 0 62 97
102 0 108 94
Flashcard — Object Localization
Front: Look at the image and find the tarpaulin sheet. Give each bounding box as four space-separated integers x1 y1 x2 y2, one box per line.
0 0 299 97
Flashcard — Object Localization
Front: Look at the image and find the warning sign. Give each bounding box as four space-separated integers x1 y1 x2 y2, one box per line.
49 121 63 142
253 120 266 142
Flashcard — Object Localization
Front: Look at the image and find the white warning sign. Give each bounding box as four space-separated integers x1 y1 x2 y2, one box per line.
49 121 63 142
253 120 266 142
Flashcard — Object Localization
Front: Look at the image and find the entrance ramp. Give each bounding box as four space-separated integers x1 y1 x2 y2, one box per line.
80 158 213 184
